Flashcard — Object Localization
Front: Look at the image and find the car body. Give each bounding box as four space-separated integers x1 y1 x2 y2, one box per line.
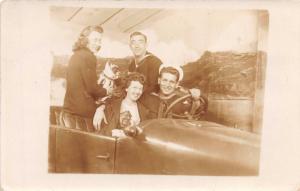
49 116 260 175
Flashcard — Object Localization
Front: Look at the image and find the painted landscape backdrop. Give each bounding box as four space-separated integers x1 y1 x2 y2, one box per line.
51 51 266 133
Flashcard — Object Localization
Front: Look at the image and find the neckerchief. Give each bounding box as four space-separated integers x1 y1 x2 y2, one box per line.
134 53 152 68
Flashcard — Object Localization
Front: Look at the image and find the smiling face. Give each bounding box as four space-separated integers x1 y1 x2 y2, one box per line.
126 81 144 101
87 31 102 54
158 72 179 96
129 34 147 57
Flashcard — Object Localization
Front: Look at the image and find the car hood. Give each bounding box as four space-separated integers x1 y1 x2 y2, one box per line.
136 119 260 173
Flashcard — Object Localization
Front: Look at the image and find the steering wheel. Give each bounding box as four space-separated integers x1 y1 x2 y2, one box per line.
163 94 207 119
163 94 192 119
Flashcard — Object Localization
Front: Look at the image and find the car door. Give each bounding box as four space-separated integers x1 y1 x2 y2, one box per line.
49 125 116 173
113 120 172 174
114 136 170 174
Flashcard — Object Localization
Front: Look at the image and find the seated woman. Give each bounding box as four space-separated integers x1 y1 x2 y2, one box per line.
99 72 150 136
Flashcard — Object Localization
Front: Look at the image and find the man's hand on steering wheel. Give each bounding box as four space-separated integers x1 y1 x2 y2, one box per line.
189 88 201 100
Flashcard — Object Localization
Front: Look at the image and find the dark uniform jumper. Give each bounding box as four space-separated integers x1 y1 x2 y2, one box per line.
128 52 162 94
140 88 208 120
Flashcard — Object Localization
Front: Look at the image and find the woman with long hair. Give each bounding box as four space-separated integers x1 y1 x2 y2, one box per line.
61 25 112 132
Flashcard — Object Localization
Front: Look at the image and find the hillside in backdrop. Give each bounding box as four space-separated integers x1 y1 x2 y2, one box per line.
182 51 265 99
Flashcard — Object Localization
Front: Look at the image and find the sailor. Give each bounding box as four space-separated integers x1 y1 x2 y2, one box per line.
140 65 207 120
128 31 162 94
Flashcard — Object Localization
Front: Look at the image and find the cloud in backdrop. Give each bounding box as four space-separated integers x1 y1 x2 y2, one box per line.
97 29 199 67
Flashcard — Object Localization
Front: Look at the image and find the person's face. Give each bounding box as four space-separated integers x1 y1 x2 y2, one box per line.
158 72 178 96
87 31 102 54
129 35 147 57
126 81 144 101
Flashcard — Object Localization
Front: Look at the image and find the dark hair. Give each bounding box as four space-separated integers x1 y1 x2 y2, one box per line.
73 25 103 51
125 72 146 88
159 67 180 82
129 31 147 42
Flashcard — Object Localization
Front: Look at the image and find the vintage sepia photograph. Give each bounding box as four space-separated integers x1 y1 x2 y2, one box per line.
3 0 300 190
48 6 268 175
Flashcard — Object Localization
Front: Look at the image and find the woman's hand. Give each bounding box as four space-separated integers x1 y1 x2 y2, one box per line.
93 105 107 132
112 129 127 138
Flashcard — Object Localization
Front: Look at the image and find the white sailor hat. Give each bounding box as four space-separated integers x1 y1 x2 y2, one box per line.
159 64 184 81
